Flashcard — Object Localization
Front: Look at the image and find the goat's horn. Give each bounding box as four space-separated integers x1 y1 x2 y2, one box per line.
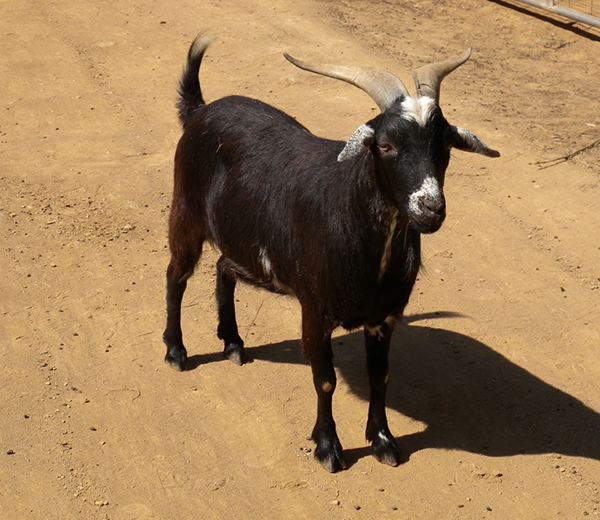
413 47 472 102
283 53 409 112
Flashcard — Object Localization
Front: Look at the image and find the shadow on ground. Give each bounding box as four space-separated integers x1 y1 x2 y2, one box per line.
188 313 600 466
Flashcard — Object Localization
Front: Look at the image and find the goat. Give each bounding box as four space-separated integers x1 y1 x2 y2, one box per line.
163 32 499 472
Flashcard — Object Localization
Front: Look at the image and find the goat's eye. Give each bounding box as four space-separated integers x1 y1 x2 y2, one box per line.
378 143 395 155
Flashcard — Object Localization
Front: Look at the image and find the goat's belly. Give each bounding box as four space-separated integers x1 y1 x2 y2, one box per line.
337 303 407 331
218 252 294 296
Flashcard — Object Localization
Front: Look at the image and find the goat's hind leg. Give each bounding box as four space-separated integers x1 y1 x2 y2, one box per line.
163 250 200 371
216 256 245 366
364 320 402 466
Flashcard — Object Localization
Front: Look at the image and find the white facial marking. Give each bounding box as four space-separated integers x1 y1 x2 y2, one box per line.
401 96 436 127
409 176 442 216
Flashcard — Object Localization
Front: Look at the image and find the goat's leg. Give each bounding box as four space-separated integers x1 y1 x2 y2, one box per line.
302 309 346 472
163 233 204 371
216 256 245 366
364 320 402 466
163 262 192 371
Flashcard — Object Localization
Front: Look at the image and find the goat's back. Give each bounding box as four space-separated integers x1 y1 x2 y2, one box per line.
171 94 419 325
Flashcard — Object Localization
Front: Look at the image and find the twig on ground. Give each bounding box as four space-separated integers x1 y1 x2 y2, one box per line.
536 138 600 169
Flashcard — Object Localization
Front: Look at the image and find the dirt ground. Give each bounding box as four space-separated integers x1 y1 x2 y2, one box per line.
2 0 600 518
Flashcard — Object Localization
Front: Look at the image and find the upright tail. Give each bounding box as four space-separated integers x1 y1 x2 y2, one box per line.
177 31 216 129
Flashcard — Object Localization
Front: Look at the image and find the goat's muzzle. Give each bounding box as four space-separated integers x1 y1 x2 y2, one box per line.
408 194 446 234
407 178 446 234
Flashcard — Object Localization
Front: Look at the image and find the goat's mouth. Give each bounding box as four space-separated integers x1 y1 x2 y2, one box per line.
408 211 445 234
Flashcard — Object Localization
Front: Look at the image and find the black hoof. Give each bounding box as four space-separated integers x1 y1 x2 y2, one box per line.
224 343 245 366
371 431 402 467
314 437 347 473
165 346 189 372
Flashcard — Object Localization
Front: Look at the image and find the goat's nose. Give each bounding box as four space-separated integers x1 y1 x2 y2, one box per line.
421 197 444 214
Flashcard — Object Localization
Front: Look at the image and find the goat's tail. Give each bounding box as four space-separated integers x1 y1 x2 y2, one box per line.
177 31 216 129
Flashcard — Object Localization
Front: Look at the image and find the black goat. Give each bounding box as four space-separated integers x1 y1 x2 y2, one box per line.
163 33 499 472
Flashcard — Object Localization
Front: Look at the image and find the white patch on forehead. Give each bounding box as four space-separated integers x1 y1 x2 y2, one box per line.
401 96 436 127
409 176 442 216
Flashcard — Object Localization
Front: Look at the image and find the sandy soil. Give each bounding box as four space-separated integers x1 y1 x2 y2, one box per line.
2 0 600 518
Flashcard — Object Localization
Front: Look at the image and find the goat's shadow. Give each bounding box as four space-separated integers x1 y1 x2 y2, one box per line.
187 313 600 465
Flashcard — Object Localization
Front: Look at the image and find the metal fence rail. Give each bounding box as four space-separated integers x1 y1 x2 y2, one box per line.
514 0 600 28
560 0 599 16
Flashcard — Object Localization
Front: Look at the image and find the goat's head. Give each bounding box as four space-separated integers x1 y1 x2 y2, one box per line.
284 49 499 234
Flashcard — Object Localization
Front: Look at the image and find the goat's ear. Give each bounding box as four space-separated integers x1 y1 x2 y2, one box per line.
451 126 500 158
338 124 375 162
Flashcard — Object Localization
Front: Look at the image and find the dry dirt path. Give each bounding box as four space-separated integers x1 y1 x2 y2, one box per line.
1 0 600 518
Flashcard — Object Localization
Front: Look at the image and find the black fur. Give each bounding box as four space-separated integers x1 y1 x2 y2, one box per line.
163 35 495 472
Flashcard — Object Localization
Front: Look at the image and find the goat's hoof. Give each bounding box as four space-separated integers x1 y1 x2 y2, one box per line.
165 347 189 372
371 432 402 467
314 439 347 473
224 343 245 366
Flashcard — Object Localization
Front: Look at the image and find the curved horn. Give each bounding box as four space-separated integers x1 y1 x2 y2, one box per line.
283 52 409 112
413 47 472 102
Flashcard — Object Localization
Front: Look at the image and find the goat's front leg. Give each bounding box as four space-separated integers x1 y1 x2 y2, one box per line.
302 308 346 473
216 256 245 366
364 320 402 466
